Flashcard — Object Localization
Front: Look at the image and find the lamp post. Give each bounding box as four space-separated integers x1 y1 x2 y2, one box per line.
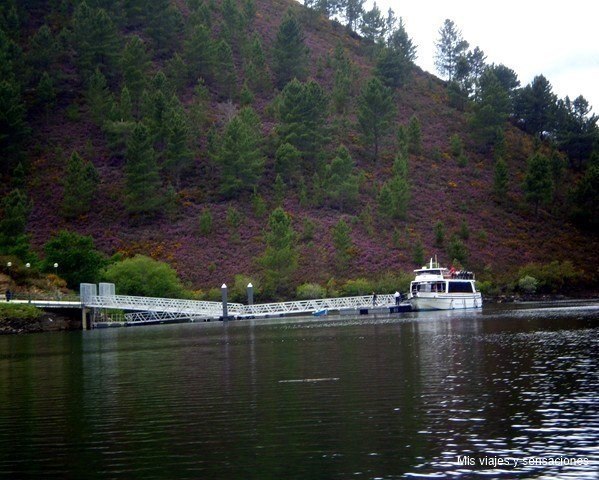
53 263 59 299
5 262 11 302
25 263 31 303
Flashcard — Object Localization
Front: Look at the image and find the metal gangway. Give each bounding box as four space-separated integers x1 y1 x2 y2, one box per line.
81 283 396 325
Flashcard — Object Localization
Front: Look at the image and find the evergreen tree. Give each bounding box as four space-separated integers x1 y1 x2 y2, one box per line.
0 189 31 259
324 145 360 211
259 207 298 297
145 0 182 54
344 0 364 32
36 71 56 115
375 19 417 89
514 75 557 136
378 152 410 219
554 95 599 170
471 70 511 147
43 231 105 288
62 151 99 219
331 44 352 114
120 35 150 105
276 79 329 169
407 115 422 155
86 68 114 126
163 107 192 188
523 152 553 215
569 160 599 230
27 24 58 75
214 39 237 100
0 78 28 174
493 157 509 200
125 123 163 217
357 77 396 161
71 2 120 79
360 2 385 45
245 34 271 93
215 108 265 198
332 218 353 270
184 24 215 82
434 19 469 81
275 142 302 183
272 10 309 89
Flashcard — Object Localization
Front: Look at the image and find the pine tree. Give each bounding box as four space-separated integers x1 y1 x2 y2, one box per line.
434 19 469 81
259 207 298 297
375 19 417 89
0 78 28 174
86 68 114 126
215 108 265 198
360 2 385 44
163 107 192 188
275 142 301 184
407 115 422 155
121 35 150 105
514 75 557 136
27 24 57 74
184 24 215 82
145 0 182 54
342 0 363 32
331 44 352 114
125 123 163 217
276 79 329 169
378 152 410 219
493 157 509 200
324 145 360 211
214 39 237 100
524 152 553 216
71 2 121 79
357 77 396 161
272 10 309 89
62 151 99 219
0 189 31 258
36 71 56 115
332 218 353 270
471 70 511 147
245 34 271 93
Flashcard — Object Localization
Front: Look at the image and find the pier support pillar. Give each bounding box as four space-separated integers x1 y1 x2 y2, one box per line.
82 307 90 330
247 283 254 306
221 284 228 321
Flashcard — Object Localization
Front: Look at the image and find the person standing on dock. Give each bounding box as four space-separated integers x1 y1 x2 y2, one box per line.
372 292 377 307
394 291 401 305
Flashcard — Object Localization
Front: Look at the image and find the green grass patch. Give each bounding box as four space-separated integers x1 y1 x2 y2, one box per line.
0 303 43 321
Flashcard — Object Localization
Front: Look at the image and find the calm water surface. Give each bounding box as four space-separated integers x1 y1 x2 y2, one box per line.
1 300 597 479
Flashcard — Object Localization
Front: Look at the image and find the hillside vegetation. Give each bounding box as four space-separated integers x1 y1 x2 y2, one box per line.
0 0 597 299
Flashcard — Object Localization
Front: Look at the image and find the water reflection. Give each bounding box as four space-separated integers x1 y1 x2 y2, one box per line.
0 302 597 479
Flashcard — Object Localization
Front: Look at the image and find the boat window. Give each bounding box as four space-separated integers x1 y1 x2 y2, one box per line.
448 281 474 293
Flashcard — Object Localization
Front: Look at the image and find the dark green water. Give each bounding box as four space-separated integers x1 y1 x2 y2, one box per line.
1 301 597 479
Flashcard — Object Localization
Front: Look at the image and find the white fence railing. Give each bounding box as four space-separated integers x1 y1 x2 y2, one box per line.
87 293 396 321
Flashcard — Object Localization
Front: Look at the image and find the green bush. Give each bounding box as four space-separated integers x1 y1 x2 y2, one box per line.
0 303 43 321
373 272 412 294
517 261 583 293
340 278 373 296
296 283 327 300
103 255 188 298
518 275 538 294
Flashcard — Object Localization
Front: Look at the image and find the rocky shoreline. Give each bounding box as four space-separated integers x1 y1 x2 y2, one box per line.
0 312 81 335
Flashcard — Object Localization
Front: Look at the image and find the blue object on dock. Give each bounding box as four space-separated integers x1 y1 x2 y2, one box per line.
312 309 328 317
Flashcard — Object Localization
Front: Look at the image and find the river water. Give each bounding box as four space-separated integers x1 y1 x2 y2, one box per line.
0 300 597 479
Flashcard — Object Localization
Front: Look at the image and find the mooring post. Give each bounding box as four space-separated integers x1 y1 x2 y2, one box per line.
82 307 89 330
221 283 228 321
247 282 254 306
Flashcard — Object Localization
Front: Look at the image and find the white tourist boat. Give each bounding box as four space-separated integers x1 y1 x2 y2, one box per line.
408 258 482 311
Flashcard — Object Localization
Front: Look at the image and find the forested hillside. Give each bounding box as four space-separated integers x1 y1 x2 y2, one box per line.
1 0 597 299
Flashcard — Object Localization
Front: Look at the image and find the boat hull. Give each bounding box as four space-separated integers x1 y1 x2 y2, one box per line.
409 293 482 311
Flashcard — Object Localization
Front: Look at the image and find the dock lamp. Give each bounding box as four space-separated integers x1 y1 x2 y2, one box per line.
25 263 31 302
